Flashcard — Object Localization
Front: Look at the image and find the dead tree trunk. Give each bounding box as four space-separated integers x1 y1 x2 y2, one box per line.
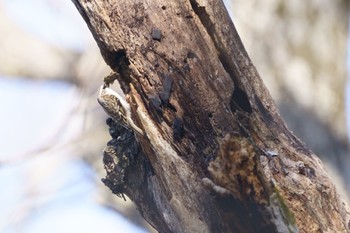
72 0 350 232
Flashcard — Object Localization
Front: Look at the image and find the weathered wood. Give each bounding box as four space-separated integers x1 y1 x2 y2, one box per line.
73 0 350 232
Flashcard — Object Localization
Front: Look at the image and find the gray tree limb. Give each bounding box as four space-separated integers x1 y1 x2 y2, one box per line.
72 0 350 232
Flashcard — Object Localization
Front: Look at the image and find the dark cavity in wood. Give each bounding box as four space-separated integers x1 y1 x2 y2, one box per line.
159 73 174 106
230 86 252 113
173 117 184 141
151 28 162 41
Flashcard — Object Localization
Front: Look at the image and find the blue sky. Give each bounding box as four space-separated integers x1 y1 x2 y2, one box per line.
0 0 148 232
0 77 148 233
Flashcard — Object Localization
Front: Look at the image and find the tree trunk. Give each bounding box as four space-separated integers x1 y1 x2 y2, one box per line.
72 0 350 232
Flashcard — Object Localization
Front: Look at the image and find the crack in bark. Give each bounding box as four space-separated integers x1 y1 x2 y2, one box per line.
189 0 240 85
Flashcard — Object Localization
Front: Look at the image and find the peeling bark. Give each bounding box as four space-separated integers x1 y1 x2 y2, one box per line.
72 0 350 232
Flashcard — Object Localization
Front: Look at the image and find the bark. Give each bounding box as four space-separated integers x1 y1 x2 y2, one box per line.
72 0 350 232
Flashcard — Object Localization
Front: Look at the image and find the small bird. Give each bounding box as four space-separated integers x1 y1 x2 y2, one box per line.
97 85 144 136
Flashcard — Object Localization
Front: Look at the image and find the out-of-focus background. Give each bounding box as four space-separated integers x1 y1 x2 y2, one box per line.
0 0 349 232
